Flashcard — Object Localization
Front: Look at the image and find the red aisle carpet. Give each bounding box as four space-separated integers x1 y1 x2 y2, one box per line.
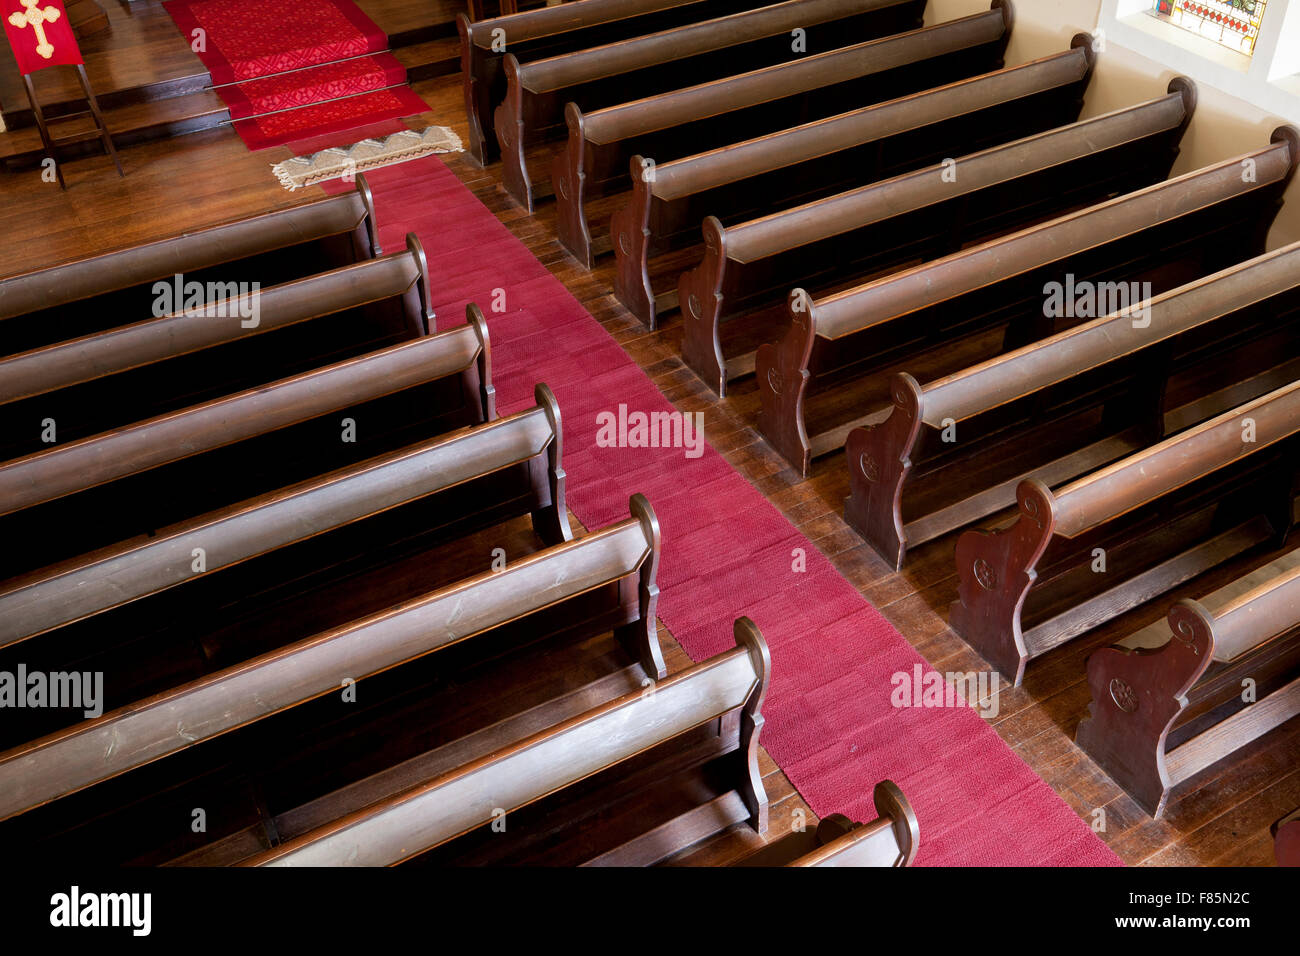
165 0 429 150
165 0 387 84
324 159 1123 867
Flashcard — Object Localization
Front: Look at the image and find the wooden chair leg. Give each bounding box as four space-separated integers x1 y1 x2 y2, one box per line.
77 65 123 178
22 75 66 189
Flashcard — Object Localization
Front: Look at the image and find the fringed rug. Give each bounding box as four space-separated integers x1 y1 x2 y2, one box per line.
272 125 462 190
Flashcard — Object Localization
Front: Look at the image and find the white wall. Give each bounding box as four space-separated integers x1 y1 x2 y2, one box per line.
925 0 1300 247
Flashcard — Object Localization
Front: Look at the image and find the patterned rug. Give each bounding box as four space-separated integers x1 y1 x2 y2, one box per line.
164 0 387 85
218 53 408 120
235 87 430 151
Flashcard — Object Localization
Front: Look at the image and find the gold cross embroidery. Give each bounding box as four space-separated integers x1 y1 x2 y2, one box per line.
8 0 61 60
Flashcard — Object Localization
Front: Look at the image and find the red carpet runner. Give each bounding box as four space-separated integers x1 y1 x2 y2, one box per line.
324 159 1123 866
165 0 428 150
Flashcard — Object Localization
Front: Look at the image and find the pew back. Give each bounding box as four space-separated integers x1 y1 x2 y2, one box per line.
0 311 494 580
564 5 1024 267
495 0 928 208
0 494 667 827
0 236 435 462
0 179 379 355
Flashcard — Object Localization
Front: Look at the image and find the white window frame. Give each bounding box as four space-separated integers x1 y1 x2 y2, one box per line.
1097 0 1300 122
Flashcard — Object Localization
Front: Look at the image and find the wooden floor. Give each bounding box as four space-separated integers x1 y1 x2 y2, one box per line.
1 64 1296 865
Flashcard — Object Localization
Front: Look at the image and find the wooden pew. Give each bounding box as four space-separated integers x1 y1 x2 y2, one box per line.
0 313 494 581
0 178 379 357
0 496 669 861
236 617 768 867
736 780 919 866
459 0 787 166
0 387 581 760
949 380 1300 685
841 136 1300 567
563 4 1026 268
0 384 572 667
1075 550 1300 817
494 0 929 210
748 84 1197 473
0 236 434 463
623 33 1091 336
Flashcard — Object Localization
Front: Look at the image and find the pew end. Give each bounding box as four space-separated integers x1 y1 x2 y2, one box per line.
354 173 381 258
1167 75 1198 140
612 154 662 328
458 12 493 168
1078 556 1300 817
1070 31 1097 74
1075 600 1213 817
555 103 595 268
615 492 667 680
496 53 535 213
756 287 818 476
949 478 1059 686
465 303 498 422
843 373 925 571
404 232 436 335
679 215 731 391
735 615 771 834
530 381 574 546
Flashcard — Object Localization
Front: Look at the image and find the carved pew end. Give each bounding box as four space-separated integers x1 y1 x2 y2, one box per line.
844 373 925 571
948 478 1058 686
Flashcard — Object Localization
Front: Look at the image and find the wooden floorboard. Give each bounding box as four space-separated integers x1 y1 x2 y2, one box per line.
0 69 1295 866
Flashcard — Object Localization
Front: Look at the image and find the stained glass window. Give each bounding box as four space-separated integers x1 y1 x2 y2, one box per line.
1148 1 1268 56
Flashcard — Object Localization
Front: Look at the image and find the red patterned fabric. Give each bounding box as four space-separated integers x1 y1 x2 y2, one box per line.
217 52 406 119
233 86 428 150
2 0 82 73
163 0 386 85
322 158 1125 867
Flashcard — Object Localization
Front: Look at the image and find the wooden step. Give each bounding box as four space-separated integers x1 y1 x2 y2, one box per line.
0 89 229 167
393 37 462 83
